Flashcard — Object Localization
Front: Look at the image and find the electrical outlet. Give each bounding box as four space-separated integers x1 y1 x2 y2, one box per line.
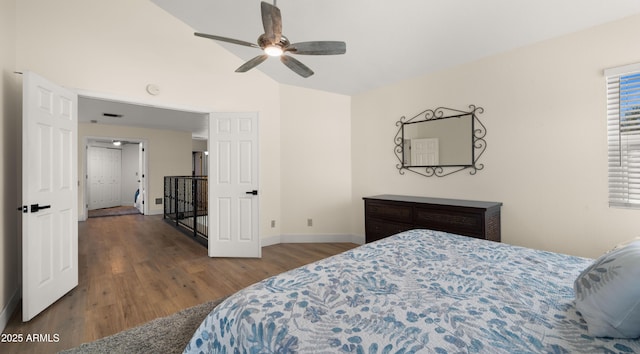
307 218 313 227
271 220 276 228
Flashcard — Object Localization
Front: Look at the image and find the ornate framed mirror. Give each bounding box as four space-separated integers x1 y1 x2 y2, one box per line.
394 105 486 177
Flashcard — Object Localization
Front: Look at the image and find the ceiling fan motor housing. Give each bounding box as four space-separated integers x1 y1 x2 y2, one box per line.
258 34 289 51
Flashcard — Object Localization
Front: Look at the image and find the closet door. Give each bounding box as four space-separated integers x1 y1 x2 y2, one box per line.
88 146 122 209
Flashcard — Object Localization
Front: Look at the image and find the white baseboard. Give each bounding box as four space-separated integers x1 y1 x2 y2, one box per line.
350 234 366 245
0 288 20 333
261 235 281 247
147 209 164 216
261 234 364 248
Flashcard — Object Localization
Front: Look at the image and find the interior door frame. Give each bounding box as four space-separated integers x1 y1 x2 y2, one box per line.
74 90 220 220
75 91 262 256
82 136 148 220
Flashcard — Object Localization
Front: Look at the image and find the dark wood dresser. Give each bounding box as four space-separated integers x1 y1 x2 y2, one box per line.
363 194 502 243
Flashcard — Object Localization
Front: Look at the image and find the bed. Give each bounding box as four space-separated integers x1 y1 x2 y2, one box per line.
184 229 640 353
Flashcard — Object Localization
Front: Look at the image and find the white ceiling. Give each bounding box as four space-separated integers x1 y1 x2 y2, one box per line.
79 96 209 139
151 0 640 96
81 0 640 138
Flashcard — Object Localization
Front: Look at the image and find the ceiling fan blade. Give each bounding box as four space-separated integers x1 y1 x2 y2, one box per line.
288 41 346 55
236 55 269 73
261 1 282 44
194 32 259 49
280 55 314 78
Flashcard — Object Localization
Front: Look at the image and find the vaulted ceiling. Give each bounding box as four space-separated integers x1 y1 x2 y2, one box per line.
151 0 640 96
80 1 640 138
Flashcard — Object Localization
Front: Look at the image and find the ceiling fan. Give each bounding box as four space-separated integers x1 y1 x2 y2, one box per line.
194 1 346 78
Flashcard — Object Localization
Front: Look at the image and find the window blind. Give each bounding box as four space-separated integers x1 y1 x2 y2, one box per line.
607 66 640 208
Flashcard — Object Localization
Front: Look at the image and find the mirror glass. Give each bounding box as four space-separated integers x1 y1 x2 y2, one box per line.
402 114 473 167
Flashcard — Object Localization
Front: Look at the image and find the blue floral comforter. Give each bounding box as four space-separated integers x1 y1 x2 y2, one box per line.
184 229 640 353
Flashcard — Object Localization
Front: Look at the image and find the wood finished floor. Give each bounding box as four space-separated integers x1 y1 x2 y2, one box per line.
1 214 357 354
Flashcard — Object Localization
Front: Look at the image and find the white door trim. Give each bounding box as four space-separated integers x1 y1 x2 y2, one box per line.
75 89 212 115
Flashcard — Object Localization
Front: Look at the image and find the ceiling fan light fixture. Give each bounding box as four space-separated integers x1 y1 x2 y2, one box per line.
194 2 345 77
264 45 283 57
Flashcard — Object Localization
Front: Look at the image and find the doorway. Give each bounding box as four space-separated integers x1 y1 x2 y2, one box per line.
76 93 261 257
77 92 209 222
85 137 146 218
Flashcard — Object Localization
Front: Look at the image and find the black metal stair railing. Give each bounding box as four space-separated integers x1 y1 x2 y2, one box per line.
163 176 208 245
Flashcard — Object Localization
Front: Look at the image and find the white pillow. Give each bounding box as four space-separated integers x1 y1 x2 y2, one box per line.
574 239 640 338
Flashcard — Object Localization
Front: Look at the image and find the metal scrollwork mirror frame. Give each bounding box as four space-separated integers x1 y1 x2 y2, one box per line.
394 105 486 177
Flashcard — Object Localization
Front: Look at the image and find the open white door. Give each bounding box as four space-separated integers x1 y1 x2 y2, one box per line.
136 142 145 214
22 72 78 321
209 112 260 258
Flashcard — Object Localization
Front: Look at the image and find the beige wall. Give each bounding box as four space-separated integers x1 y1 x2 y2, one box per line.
351 14 640 258
280 84 351 238
0 0 20 330
79 123 192 217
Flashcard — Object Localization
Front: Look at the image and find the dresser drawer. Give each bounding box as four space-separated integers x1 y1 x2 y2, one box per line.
365 201 412 223
414 207 483 238
365 217 414 243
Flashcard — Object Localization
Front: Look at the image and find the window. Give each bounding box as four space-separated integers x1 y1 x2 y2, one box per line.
606 63 640 208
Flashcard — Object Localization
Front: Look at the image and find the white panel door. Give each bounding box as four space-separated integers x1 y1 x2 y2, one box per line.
136 143 145 214
88 146 122 210
22 72 78 321
411 138 439 166
209 112 260 258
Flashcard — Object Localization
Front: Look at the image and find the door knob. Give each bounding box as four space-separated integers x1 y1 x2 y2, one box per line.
245 190 258 195
30 204 51 213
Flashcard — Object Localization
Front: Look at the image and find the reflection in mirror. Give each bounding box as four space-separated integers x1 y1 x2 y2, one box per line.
394 106 486 177
402 114 472 166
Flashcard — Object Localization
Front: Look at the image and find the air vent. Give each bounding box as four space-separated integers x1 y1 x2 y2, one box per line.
102 113 123 118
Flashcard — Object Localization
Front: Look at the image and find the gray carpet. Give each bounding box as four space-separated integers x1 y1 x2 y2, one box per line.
58 297 227 354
